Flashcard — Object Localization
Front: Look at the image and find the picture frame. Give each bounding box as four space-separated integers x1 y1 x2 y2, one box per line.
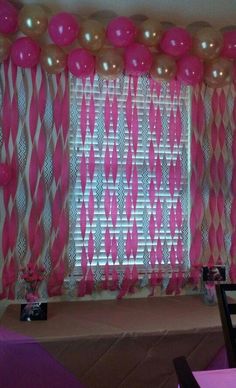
20 302 48 321
202 266 226 282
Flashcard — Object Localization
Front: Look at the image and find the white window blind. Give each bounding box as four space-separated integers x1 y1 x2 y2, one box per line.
69 75 191 276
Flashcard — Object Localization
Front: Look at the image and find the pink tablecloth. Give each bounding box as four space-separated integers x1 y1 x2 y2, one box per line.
194 368 236 388
0 297 225 388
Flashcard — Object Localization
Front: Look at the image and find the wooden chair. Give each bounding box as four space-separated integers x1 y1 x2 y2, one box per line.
215 283 236 368
173 356 200 388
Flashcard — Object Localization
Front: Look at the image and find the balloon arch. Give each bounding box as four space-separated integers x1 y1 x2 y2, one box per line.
0 0 236 87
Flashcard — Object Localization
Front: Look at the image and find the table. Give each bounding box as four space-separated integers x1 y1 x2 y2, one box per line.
0 296 225 388
194 368 236 387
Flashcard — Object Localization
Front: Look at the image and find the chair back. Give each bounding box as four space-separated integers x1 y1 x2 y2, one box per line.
215 283 236 368
173 356 200 388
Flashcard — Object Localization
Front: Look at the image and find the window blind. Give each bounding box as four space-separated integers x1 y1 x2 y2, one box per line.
69 74 190 279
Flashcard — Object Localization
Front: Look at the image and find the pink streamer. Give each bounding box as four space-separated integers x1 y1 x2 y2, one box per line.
104 145 111 181
105 227 111 258
88 145 95 181
132 104 139 154
104 93 110 135
132 166 138 210
80 95 87 144
89 95 95 136
149 214 155 242
88 190 94 225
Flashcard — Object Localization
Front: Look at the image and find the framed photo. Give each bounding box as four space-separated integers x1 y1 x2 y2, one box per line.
202 266 226 282
20 302 47 321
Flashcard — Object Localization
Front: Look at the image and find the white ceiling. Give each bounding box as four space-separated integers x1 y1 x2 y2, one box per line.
19 0 236 29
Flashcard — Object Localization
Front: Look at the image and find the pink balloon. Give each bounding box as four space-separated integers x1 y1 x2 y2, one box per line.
107 16 136 47
0 163 12 186
177 55 204 85
222 31 236 59
0 0 18 34
68 48 95 78
48 12 79 46
125 43 153 76
160 27 192 57
11 37 40 68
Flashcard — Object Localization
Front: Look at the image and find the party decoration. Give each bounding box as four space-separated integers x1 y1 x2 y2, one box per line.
177 55 204 85
106 16 136 47
0 163 12 186
68 48 95 78
90 10 117 27
150 53 176 82
130 14 147 25
125 43 153 76
0 0 18 34
11 37 40 68
160 27 192 57
0 5 236 84
204 57 232 88
48 12 79 46
220 25 236 33
187 21 211 35
79 19 105 52
137 18 162 47
0 33 11 63
18 4 48 38
193 27 223 60
160 21 176 31
96 48 124 79
222 30 236 59
40 44 67 74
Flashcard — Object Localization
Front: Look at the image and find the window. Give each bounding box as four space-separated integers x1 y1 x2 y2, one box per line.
69 75 191 279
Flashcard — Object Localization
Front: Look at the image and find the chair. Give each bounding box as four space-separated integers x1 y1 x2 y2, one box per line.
215 283 236 368
173 356 200 388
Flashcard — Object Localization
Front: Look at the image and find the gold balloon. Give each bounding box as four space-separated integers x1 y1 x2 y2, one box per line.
150 54 176 82
18 5 48 38
40 44 67 74
160 21 176 31
79 19 105 52
0 34 11 63
220 25 236 33
204 58 233 88
90 10 117 27
138 19 162 46
192 27 223 60
187 21 211 35
96 48 124 79
130 14 148 25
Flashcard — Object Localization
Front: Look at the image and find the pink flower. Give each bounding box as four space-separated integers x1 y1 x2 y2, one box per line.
21 262 45 301
27 263 34 271
26 292 38 303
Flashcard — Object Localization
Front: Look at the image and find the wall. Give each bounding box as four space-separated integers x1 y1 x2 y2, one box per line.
20 0 236 29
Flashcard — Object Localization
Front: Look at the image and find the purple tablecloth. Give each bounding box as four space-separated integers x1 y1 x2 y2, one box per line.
193 368 236 387
0 327 83 388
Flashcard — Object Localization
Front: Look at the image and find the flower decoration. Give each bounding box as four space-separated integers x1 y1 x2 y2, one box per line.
21 263 45 302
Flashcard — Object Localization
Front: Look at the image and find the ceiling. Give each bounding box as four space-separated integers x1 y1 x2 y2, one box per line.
18 0 236 29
